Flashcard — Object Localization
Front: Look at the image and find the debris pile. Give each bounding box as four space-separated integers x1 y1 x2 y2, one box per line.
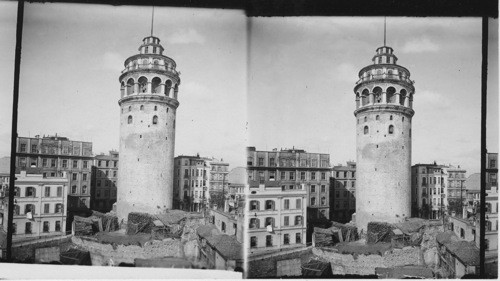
367 222 395 244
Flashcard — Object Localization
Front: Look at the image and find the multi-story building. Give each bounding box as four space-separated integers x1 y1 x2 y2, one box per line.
0 170 68 241
226 167 246 212
247 184 307 255
446 166 467 202
0 157 11 226
209 158 229 192
247 147 330 220
411 163 448 220
330 161 356 223
15 135 93 229
91 151 118 213
484 152 498 266
464 173 480 217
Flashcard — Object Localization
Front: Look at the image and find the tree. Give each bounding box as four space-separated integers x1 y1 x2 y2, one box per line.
209 190 227 211
447 198 464 217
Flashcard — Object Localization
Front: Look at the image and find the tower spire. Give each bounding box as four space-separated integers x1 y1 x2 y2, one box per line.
150 6 155 36
383 17 386 46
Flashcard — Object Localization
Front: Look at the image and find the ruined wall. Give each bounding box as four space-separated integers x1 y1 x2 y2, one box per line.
313 246 422 276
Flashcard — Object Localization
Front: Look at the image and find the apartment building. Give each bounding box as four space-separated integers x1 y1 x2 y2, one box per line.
91 151 118 213
330 161 356 223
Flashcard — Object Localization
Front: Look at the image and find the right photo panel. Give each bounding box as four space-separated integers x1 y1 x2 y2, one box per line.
245 17 496 278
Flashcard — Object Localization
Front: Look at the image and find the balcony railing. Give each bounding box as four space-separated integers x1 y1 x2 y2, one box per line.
122 63 180 76
356 74 415 85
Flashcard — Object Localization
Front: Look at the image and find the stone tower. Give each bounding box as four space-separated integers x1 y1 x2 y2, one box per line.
353 45 415 231
117 35 180 221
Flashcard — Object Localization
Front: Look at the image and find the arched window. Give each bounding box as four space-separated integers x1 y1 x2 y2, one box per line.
386 87 396 103
55 203 63 213
400 89 407 106
388 125 394 134
174 84 179 99
151 77 161 93
140 105 144 111
120 81 125 97
361 89 369 106
364 126 369 135
356 93 360 108
249 200 260 211
390 115 393 120
376 115 379 120
154 106 157 111
364 116 367 122
249 218 260 229
128 115 133 124
25 186 35 197
126 78 134 95
128 106 132 112
265 217 275 227
152 115 158 125
138 76 148 93
373 87 382 103
165 80 172 96
295 215 303 226
265 200 275 210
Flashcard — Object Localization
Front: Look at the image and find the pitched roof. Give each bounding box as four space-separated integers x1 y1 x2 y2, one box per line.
436 231 479 266
196 224 242 260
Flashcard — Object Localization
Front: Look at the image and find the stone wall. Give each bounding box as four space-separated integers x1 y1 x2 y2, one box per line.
313 246 422 276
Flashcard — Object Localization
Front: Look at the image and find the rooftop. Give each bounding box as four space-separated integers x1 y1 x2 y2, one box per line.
436 231 479 266
196 224 242 260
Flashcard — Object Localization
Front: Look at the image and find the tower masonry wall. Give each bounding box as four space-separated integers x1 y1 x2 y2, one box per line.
117 96 177 221
355 107 413 231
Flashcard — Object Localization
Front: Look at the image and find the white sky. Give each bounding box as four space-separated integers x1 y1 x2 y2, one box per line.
0 3 498 174
248 17 498 174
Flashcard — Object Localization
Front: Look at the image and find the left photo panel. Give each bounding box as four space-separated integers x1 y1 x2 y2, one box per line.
0 3 246 278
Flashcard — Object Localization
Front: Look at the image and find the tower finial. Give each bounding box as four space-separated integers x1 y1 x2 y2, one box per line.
383 17 386 46
151 6 155 36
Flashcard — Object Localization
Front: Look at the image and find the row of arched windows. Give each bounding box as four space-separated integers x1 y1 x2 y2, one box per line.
356 87 412 107
121 76 178 97
127 115 159 125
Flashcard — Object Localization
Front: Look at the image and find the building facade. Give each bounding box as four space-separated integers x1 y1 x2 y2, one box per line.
209 158 229 193
0 171 68 241
247 184 307 255
484 152 498 265
446 166 467 203
91 151 118 213
226 167 246 212
353 45 415 231
173 155 210 212
330 162 356 223
247 147 330 220
15 135 93 230
411 164 447 219
117 35 181 220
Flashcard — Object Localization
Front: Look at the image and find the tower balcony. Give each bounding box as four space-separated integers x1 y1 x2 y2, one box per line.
355 73 414 86
121 63 179 76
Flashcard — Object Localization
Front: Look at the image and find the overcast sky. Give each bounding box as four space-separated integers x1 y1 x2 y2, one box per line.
7 3 247 167
0 3 497 174
248 17 497 175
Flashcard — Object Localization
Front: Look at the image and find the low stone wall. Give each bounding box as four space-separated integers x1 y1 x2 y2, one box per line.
71 236 184 266
313 246 422 276
11 236 73 262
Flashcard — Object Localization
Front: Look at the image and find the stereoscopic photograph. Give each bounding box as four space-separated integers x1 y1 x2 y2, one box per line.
0 1 497 279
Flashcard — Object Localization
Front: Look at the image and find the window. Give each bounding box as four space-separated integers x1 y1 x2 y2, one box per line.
388 125 394 134
249 218 259 229
311 172 316 180
311 185 316 193
72 173 77 181
250 236 257 248
25 222 32 234
364 126 369 134
26 186 35 197
82 185 87 194
31 144 37 153
55 203 63 213
97 180 101 187
265 200 275 210
321 197 326 205
62 159 68 168
321 185 326 193
12 223 17 234
43 221 49 233
55 221 61 232
281 171 286 180
113 171 117 177
265 217 274 227
153 115 158 125
301 172 306 180
44 203 50 213
140 105 144 110
42 159 48 167
83 174 87 181
51 159 56 167
81 198 87 207
45 186 50 197
128 115 133 124
269 158 275 166
390 115 393 120
258 158 264 166
490 159 496 168
321 172 326 180
266 235 273 247
269 171 275 180
73 160 78 168
364 116 367 122
250 200 259 211
284 216 289 226
154 106 157 111
296 198 301 209
296 233 302 244
20 143 26 152
290 172 295 180
284 234 290 245
376 115 379 120
14 204 20 215
311 197 316 206
295 215 303 226
221 222 226 233
72 185 77 194
284 199 290 210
